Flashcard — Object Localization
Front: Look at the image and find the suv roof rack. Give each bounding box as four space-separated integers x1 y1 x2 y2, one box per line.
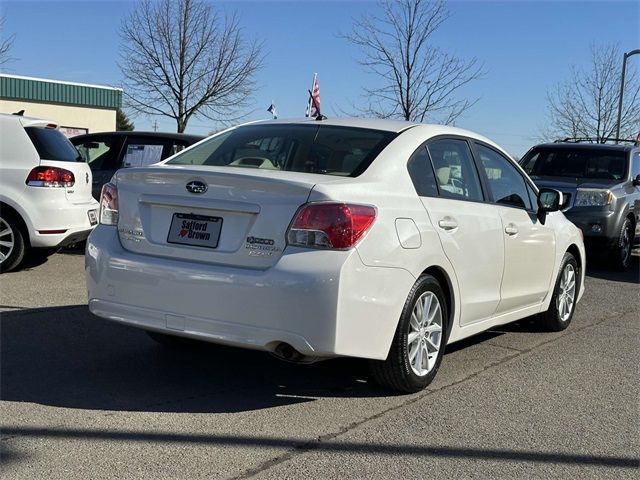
553 137 638 145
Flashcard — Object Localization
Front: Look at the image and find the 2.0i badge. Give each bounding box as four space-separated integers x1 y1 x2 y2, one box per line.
245 236 281 256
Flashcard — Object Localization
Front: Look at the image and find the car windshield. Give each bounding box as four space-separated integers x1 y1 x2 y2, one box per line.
521 147 628 180
166 124 397 177
25 126 82 162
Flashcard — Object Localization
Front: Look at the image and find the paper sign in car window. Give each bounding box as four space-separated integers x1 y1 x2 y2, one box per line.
123 144 164 167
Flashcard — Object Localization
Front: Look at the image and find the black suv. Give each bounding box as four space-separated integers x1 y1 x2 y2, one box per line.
71 131 204 199
520 139 640 270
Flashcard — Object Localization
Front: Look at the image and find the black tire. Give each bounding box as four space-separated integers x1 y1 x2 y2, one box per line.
0 212 26 274
370 275 448 393
541 252 579 332
610 217 634 271
145 330 196 349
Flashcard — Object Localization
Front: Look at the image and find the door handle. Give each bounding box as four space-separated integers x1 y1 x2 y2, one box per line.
438 219 458 231
505 224 518 236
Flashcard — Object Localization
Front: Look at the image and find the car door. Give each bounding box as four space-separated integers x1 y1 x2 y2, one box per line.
410 137 504 326
473 142 556 313
74 135 125 199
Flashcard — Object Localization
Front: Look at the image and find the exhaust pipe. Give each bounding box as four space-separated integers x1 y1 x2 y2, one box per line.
271 343 318 364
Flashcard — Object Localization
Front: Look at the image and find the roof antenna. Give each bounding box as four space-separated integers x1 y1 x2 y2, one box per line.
13 110 25 116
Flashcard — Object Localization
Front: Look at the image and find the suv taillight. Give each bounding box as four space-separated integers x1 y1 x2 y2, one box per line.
287 202 376 250
99 182 119 225
26 166 74 187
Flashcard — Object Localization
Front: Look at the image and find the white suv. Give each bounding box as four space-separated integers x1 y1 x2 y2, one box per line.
0 113 99 273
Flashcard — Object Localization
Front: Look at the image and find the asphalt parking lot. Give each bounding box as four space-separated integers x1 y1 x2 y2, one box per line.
1 249 638 479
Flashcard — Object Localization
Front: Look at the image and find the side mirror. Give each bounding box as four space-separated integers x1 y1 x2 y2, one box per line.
537 188 563 224
633 174 640 187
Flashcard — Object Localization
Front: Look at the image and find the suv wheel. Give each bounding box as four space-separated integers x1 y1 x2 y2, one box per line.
611 218 633 271
0 213 26 273
370 275 448 393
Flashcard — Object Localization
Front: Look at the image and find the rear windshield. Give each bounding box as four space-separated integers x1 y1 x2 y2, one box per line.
521 147 628 180
167 124 397 177
25 127 82 162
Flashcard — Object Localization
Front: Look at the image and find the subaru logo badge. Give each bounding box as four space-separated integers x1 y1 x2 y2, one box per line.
186 180 207 194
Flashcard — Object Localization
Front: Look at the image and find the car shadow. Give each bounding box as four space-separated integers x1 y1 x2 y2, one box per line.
14 252 50 271
586 252 639 284
0 305 397 414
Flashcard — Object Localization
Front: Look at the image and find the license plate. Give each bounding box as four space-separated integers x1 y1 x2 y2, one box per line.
88 209 98 226
167 213 222 248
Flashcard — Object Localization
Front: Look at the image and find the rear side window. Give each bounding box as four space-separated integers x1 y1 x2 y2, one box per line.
407 146 438 196
25 127 81 162
167 124 397 177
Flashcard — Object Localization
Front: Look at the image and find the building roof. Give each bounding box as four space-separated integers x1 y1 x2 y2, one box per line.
0 74 122 110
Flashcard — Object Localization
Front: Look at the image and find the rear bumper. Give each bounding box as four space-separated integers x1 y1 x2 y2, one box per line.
27 194 99 248
31 225 96 248
86 226 415 360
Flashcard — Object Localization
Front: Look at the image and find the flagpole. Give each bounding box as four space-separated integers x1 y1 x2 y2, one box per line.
306 73 317 117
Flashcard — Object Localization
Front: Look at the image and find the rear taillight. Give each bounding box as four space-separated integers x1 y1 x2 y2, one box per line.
26 166 74 187
99 182 119 225
287 202 376 250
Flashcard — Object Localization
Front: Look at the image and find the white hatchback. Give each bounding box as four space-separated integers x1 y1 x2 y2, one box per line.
0 114 99 273
86 118 585 392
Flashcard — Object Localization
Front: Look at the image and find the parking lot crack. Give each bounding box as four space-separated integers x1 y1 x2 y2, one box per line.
230 310 633 480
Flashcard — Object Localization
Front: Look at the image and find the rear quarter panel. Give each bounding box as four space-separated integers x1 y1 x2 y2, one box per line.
308 126 464 349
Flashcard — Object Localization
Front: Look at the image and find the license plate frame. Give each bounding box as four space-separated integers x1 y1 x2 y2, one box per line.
167 213 223 249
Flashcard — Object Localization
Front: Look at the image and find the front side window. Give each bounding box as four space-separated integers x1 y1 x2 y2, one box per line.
74 138 123 171
426 138 483 201
521 147 628 181
167 124 397 177
477 143 531 210
25 127 82 162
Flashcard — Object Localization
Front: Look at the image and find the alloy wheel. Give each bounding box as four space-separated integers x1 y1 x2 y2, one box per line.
407 291 443 376
556 263 576 322
621 224 632 266
0 218 15 265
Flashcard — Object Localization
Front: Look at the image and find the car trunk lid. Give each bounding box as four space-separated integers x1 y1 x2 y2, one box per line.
114 166 341 269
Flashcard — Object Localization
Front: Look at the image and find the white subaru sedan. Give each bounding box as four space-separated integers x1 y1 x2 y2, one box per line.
86 118 585 392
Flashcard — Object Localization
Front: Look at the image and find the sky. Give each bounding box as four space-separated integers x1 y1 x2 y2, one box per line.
1 0 638 156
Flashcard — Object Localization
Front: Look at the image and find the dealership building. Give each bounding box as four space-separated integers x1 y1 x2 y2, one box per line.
0 74 122 137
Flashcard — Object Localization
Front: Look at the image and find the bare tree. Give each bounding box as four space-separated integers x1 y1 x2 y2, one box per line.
544 43 640 142
341 0 484 124
119 0 263 133
0 15 15 66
